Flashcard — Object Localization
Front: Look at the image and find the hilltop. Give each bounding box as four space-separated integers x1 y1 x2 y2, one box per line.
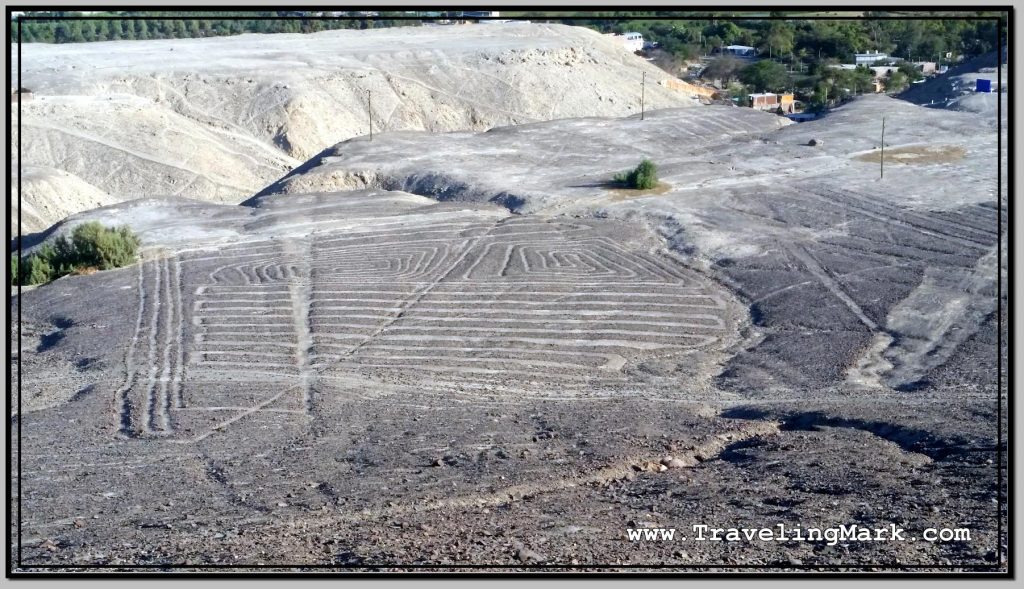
12 22 696 234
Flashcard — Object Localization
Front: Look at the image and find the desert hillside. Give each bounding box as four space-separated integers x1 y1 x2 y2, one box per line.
12 23 696 234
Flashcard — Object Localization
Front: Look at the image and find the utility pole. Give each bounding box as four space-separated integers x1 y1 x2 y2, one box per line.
880 116 886 179
640 71 646 120
367 89 373 141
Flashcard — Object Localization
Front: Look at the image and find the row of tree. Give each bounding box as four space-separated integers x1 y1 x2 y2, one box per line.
595 15 1004 65
12 12 414 43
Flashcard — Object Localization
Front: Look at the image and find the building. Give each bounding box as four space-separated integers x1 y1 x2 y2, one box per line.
913 61 937 74
748 93 777 110
605 32 644 53
779 93 795 113
723 45 757 57
854 51 889 66
748 92 795 113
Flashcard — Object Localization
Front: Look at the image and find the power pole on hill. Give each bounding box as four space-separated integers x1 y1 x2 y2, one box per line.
640 71 646 121
880 116 886 179
367 90 373 141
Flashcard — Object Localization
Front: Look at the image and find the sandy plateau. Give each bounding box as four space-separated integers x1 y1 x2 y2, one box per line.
10 24 1007 571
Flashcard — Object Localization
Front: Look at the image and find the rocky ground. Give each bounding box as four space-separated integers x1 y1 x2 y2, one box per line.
8 31 1008 574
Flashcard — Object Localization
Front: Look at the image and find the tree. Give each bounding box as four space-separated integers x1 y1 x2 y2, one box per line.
703 55 743 84
739 60 790 92
884 70 909 93
650 49 686 76
66 222 141 270
53 23 70 43
761 22 795 56
614 159 658 190
106 20 122 40
68 22 85 43
897 61 923 82
13 223 141 285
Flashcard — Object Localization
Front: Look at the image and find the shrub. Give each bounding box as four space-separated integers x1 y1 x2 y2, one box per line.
66 222 141 270
614 159 658 190
11 222 141 286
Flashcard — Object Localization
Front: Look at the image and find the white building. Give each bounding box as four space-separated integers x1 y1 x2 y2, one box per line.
854 51 889 65
624 32 645 52
723 45 756 57
606 32 645 53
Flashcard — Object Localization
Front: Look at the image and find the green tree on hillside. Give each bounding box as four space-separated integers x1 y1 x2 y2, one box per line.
739 60 791 92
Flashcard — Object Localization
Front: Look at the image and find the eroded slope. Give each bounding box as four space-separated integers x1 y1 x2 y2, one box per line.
12 23 698 234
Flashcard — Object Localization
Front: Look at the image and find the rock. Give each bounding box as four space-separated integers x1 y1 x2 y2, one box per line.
516 547 544 562
277 502 289 507
808 138 823 146
431 458 444 467
664 457 696 469
789 557 804 566
635 461 663 473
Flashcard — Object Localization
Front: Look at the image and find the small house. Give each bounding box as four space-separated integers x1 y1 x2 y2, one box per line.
748 93 779 111
748 92 796 113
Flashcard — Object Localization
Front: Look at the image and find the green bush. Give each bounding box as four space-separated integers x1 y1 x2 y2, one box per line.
11 222 141 286
614 159 658 190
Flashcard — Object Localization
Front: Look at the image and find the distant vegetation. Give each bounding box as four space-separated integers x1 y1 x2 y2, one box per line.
614 159 658 190
11 10 1005 61
11 222 141 286
11 11 418 43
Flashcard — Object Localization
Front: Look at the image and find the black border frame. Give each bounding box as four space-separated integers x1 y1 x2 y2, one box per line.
5 5 1014 578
